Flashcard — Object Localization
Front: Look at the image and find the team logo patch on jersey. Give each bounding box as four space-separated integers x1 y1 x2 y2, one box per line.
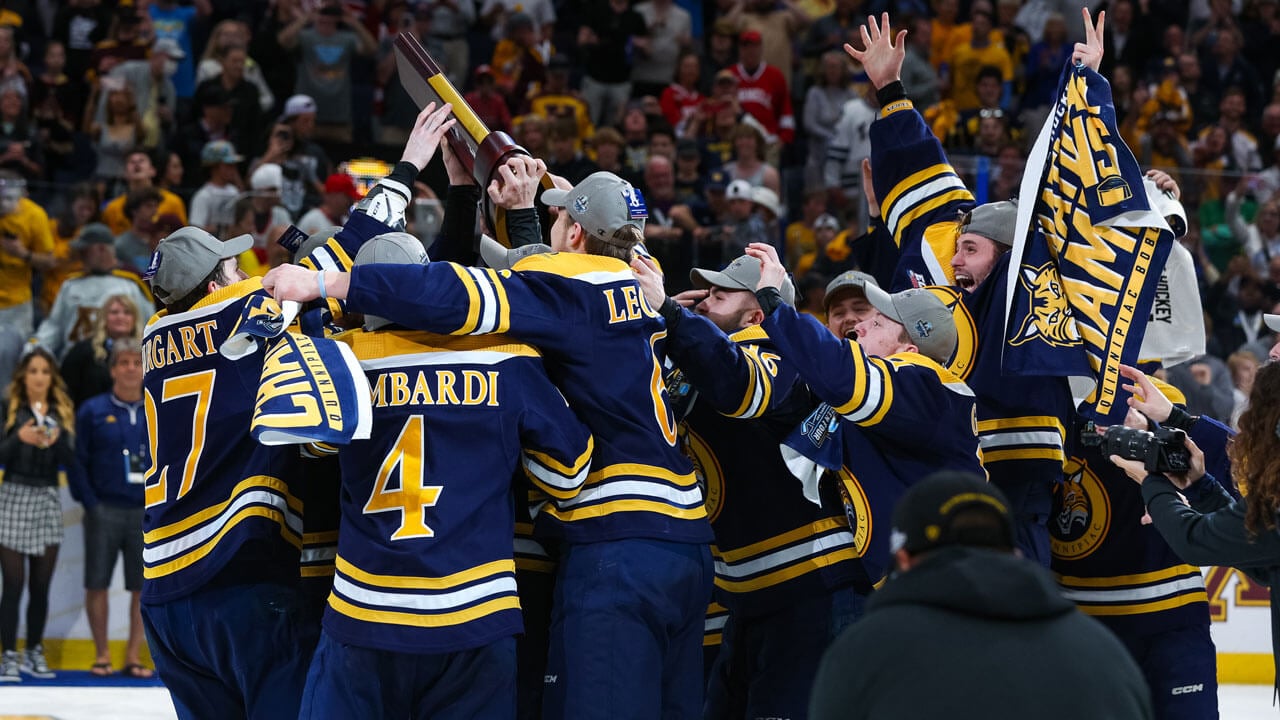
924 286 977 380
835 468 872 555
1010 262 1080 349
1049 457 1111 561
683 428 724 523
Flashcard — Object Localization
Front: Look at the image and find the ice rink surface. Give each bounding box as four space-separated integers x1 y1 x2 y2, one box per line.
0 685 1276 719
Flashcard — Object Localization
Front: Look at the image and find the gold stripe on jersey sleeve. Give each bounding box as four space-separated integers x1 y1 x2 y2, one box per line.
525 438 594 479
713 547 862 593
481 267 512 333
342 328 541 360
881 164 958 221
510 252 631 277
728 325 769 343
328 593 522 627
144 505 302 579
1074 591 1209 617
715 517 848 563
143 476 300 543
448 263 484 334
1056 564 1201 588
893 189 972 246
981 448 1065 463
302 566 336 577
862 357 895 426
303 531 340 545
832 342 873 416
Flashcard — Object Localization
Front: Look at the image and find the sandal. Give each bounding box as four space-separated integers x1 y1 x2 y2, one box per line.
90 661 114 677
121 663 153 679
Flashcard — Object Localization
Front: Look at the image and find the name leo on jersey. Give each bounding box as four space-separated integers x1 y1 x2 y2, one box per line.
603 285 657 325
371 369 500 408
142 320 219 373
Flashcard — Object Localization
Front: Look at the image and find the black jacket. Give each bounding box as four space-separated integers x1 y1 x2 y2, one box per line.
0 406 76 488
810 546 1153 720
1143 473 1280 692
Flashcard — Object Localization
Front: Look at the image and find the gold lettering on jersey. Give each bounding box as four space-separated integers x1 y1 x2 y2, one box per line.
178 326 204 360
435 371 460 405
604 285 658 325
371 369 500 407
143 320 220 373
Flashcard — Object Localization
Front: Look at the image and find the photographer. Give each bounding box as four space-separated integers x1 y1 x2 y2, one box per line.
1111 362 1280 694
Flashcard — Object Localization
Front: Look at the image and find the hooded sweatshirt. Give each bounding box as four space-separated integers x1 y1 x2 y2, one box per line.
810 546 1154 720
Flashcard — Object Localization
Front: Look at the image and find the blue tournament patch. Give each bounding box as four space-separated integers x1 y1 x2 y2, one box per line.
276 224 308 254
572 195 589 215
914 319 933 338
800 403 839 449
141 249 161 280
622 185 648 221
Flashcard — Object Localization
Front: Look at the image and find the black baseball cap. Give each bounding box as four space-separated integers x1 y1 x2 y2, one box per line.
890 471 1015 555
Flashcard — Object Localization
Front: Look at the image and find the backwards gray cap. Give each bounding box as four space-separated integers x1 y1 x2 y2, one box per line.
959 200 1018 247
479 234 554 271
824 270 879 311
353 232 429 331
690 254 796 305
541 171 648 241
862 284 957 363
150 226 252 305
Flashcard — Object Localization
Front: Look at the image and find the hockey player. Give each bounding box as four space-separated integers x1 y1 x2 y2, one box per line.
743 241 985 590
632 254 864 719
1052 367 1233 719
263 150 716 716
843 11 1111 564
139 103 455 719
298 232 592 719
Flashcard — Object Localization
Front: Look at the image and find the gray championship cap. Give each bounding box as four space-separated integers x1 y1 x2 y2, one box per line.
862 283 957 363
541 171 648 241
1265 314 1280 333
478 234 554 271
72 222 116 249
150 226 252 305
823 270 879 311
690 254 796 305
959 200 1018 247
353 232 429 331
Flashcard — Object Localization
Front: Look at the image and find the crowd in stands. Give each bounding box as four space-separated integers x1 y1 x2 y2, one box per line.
0 0 1274 697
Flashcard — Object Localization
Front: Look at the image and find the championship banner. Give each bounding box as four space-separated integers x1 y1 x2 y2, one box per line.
1003 63 1174 424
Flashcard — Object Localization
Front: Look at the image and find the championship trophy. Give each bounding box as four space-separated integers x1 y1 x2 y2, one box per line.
394 31 549 246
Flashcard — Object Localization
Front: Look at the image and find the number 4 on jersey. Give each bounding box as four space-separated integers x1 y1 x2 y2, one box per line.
365 414 443 540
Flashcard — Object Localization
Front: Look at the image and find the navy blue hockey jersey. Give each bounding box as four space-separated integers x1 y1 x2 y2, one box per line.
761 304 984 585
870 100 1074 507
141 278 306 603
345 252 714 544
663 312 861 617
326 329 592 653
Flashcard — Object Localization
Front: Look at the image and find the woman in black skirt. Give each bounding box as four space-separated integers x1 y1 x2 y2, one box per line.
0 347 76 681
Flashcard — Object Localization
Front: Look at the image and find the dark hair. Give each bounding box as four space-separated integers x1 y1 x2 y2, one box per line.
56 182 100 238
124 186 163 221
976 65 1004 85
1231 362 1280 536
166 262 232 314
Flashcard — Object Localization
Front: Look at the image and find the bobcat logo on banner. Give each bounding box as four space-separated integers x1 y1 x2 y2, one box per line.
1003 63 1174 424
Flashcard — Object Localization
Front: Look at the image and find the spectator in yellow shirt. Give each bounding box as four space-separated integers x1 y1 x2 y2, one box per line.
0 173 53 336
100 149 187 235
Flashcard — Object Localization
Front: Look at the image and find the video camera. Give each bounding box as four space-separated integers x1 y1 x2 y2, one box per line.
1080 422 1192 474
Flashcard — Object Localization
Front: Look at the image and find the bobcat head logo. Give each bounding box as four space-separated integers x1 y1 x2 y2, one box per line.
1010 263 1080 348
1055 468 1090 537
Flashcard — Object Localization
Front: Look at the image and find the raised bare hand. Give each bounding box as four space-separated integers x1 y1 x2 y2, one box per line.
844 13 906 90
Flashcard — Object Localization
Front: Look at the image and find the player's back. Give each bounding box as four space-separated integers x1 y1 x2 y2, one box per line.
328 328 592 654
345 253 715 545
141 278 304 604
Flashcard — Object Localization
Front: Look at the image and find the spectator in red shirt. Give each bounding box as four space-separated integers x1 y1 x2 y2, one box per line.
730 29 795 146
